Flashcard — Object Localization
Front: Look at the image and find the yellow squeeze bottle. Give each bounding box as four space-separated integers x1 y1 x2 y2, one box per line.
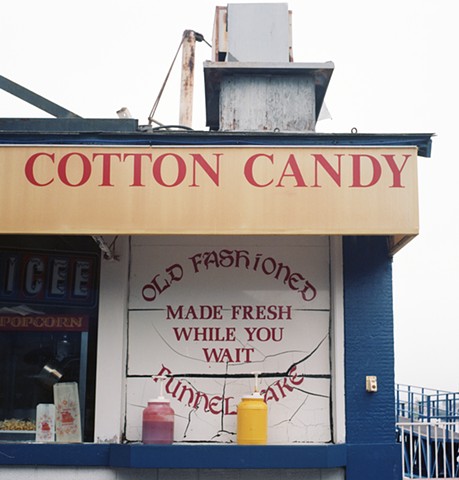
237 372 267 445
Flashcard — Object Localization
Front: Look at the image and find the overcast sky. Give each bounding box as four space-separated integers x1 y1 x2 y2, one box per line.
2 0 458 391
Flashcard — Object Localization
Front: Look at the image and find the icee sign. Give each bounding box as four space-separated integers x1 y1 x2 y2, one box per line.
126 236 331 444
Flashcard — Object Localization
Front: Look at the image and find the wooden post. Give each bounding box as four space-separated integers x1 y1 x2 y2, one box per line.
179 30 196 128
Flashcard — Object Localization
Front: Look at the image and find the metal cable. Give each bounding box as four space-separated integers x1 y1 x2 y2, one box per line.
147 33 187 125
147 30 212 126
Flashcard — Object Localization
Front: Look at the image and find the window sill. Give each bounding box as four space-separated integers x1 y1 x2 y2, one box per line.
0 443 347 469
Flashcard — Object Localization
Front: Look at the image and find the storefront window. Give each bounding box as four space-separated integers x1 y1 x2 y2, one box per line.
125 236 332 444
0 236 99 442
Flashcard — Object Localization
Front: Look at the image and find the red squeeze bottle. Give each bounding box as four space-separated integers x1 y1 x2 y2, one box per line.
142 376 174 444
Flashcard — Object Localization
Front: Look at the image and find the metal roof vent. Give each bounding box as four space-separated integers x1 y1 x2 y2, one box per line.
204 3 333 132
225 3 290 62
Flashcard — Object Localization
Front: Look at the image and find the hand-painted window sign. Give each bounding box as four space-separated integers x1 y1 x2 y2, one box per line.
141 248 317 303
126 237 331 444
165 304 292 320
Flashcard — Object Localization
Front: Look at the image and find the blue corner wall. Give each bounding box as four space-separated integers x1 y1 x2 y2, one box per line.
343 236 401 480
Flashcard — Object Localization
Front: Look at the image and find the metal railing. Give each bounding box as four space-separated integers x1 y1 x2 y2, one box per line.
396 385 459 479
397 384 459 424
397 422 459 479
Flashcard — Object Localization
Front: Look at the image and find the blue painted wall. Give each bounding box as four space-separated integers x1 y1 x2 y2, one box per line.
343 236 401 480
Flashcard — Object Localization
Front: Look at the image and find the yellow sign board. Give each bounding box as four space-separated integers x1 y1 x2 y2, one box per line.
0 145 418 237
